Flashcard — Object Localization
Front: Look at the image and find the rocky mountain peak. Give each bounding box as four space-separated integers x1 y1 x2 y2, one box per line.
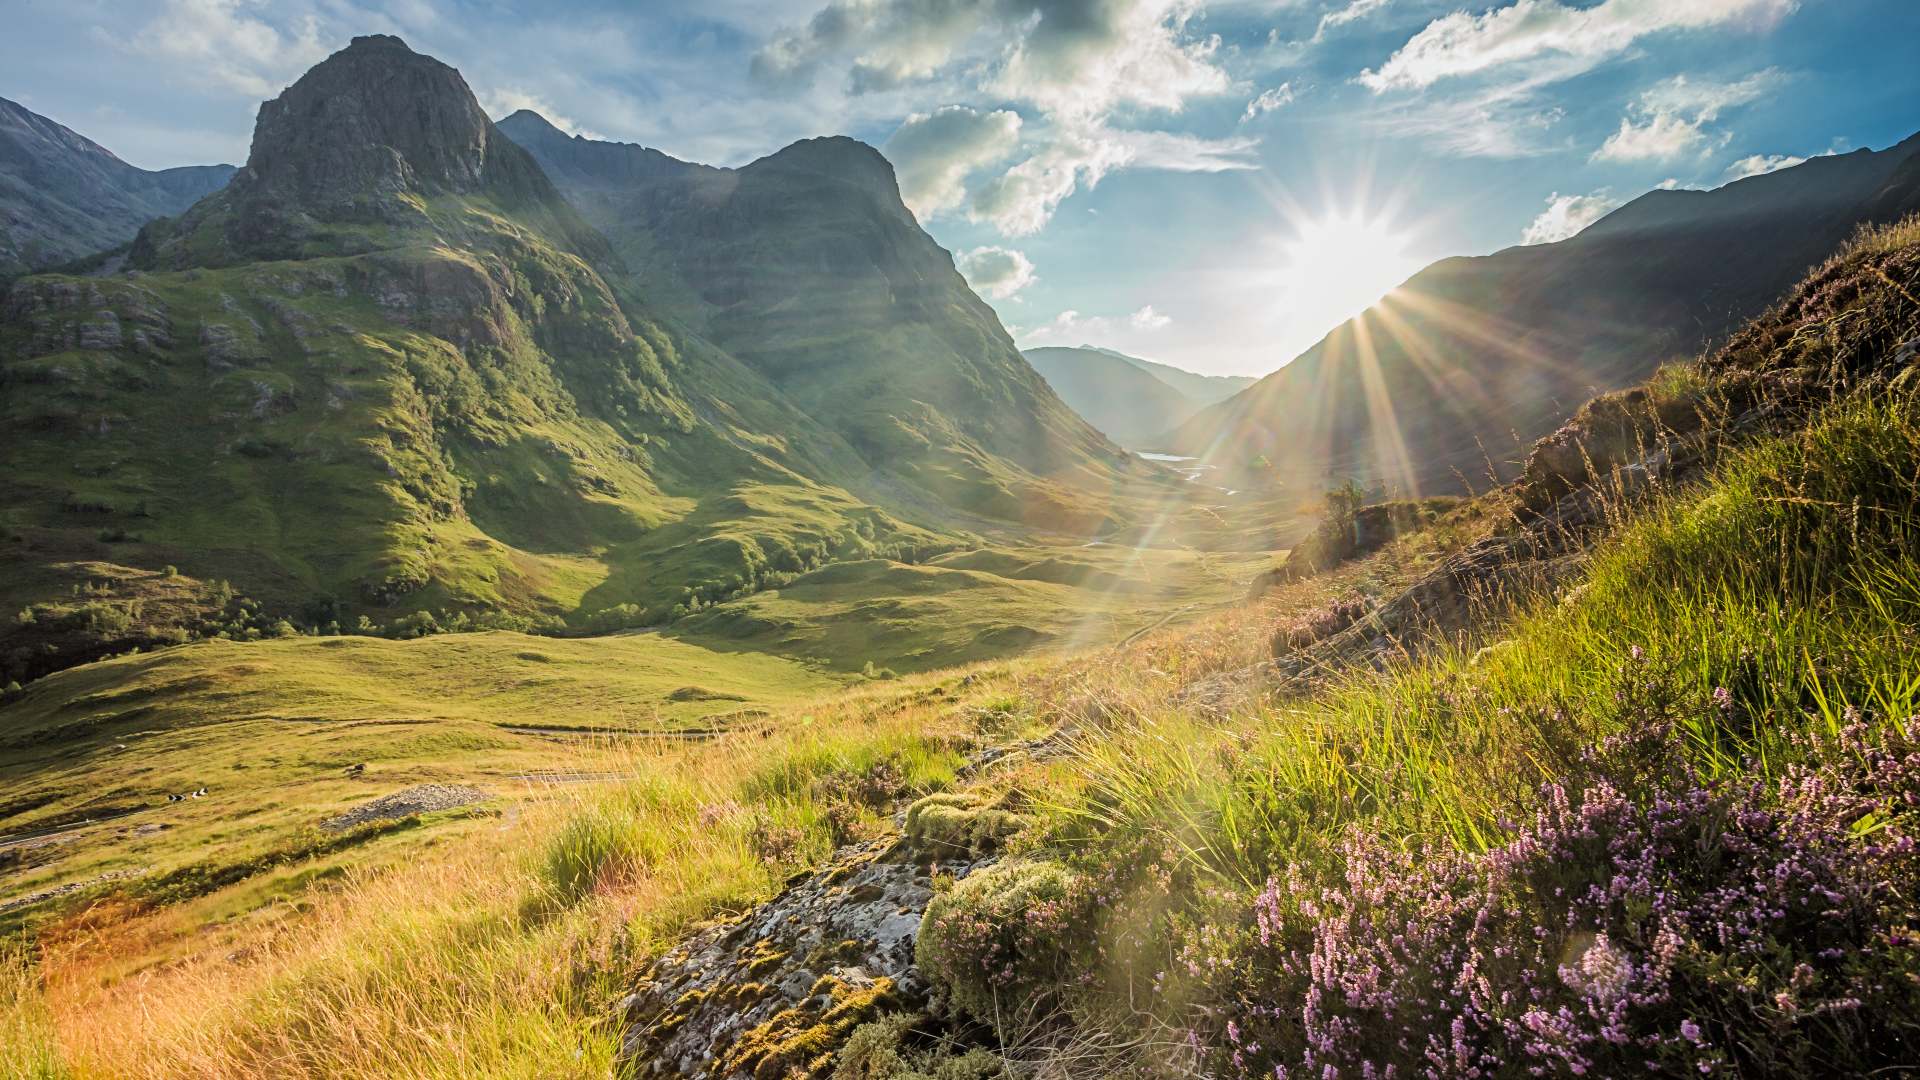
232 34 548 214
745 135 902 201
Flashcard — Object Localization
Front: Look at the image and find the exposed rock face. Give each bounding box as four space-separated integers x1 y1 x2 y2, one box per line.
0 96 233 276
620 837 990 1078
134 35 573 268
239 35 549 214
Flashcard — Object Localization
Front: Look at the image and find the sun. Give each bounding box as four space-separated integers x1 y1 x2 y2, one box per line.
1278 211 1424 335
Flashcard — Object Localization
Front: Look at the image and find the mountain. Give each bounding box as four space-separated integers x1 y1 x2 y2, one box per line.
0 36 949 682
1084 345 1253 406
1165 130 1920 493
1021 345 1239 448
497 110 1140 527
0 96 234 277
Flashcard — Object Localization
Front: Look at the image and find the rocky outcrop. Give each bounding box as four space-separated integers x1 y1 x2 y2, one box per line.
238 35 552 215
619 836 991 1078
131 35 585 269
3 278 171 360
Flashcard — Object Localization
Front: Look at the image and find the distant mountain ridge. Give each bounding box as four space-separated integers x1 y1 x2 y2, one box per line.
1083 345 1254 407
0 96 234 277
1020 345 1252 448
1167 130 1920 492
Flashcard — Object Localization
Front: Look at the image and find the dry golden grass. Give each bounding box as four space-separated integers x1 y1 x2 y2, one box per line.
1 669 997 1079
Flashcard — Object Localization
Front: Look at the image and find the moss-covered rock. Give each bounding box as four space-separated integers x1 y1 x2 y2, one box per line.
833 1013 1004 1080
902 793 1025 860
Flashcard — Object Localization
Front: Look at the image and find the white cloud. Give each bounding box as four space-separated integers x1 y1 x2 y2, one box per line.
989 1 1231 121
1521 189 1623 244
884 106 1023 218
967 128 1127 237
1129 304 1172 330
113 0 332 98
955 245 1038 299
1021 304 1172 345
758 0 1245 236
965 120 1255 236
1242 83 1295 122
1594 111 1717 162
1639 70 1780 123
1361 0 1799 93
1592 70 1781 163
1722 152 1807 180
1315 0 1394 40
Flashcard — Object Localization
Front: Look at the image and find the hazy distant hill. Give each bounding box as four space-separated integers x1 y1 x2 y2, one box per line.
499 110 1138 528
1167 131 1920 493
1089 345 1253 407
1021 345 1252 448
0 96 233 277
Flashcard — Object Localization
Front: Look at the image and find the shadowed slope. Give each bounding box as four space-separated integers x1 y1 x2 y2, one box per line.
1166 131 1920 494
499 111 1148 530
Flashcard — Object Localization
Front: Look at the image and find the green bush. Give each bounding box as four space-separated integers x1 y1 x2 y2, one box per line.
916 860 1083 1035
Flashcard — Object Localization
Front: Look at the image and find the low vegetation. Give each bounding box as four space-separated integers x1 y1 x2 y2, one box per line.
3 218 1915 1078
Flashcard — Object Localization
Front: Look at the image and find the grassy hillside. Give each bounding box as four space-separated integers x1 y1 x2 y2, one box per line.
0 39 965 683
4 218 1908 1078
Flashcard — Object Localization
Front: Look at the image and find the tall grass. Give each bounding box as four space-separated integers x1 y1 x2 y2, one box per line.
1 678 975 1078
1040 389 1920 888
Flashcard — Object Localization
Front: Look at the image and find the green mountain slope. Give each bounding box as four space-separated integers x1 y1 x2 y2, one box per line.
1166 130 1920 493
0 96 234 278
0 36 951 682
1020 345 1210 447
497 110 1146 530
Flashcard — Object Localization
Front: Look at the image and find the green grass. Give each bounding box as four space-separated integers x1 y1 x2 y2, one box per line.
0 628 848 926
676 543 1278 674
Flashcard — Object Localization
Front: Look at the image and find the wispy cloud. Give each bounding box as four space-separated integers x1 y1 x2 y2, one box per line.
1242 83 1295 122
1592 69 1782 163
1361 0 1799 92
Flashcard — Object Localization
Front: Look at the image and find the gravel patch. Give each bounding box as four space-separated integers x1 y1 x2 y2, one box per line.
321 784 488 831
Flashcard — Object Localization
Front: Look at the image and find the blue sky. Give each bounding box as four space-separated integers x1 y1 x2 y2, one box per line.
4 0 1917 376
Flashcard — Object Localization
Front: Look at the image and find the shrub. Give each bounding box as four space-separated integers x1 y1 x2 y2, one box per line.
918 861 1085 1034
540 806 643 905
833 1013 1004 1080
1211 713 1920 1078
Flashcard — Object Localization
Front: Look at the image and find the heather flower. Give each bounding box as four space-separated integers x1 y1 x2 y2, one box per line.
1210 714 1920 1077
